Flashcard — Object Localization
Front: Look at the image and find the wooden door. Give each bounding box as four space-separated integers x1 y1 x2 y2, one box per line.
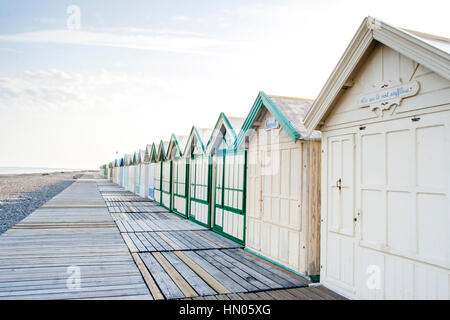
322 133 357 295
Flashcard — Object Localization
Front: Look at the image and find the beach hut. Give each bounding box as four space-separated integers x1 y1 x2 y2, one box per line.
127 152 136 193
113 159 119 184
145 143 158 200
134 151 143 195
183 127 213 227
236 91 322 280
166 134 189 216
108 162 113 180
303 17 450 299
160 141 171 209
100 164 107 178
141 146 151 198
154 141 168 205
118 158 124 187
205 113 246 244
123 154 132 191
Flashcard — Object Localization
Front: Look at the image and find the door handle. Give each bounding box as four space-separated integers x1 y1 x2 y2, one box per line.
336 178 342 190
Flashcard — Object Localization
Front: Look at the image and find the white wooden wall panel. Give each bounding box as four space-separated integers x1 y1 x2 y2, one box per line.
321 110 449 299
147 163 155 200
246 112 306 274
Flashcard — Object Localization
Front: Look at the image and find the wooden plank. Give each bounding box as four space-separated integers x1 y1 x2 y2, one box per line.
162 252 216 297
131 253 163 300
174 251 230 295
203 249 269 290
139 252 184 300
156 232 182 250
128 233 147 252
121 233 138 253
196 250 258 292
315 285 346 300
211 249 280 290
284 288 312 300
232 249 306 287
152 252 197 298
135 233 156 252
182 251 246 293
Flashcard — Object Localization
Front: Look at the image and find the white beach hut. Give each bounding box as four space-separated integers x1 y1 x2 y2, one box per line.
123 154 132 191
138 149 147 198
183 127 213 227
118 157 124 187
205 113 246 244
304 17 450 299
146 143 158 200
154 141 168 205
166 134 189 217
236 91 322 280
113 159 119 184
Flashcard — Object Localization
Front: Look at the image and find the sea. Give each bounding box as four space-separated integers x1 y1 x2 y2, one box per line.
0 167 85 175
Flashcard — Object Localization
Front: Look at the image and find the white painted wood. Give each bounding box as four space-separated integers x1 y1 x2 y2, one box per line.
246 110 320 276
319 42 450 299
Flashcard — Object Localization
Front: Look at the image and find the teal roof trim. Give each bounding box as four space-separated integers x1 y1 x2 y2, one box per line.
183 126 206 156
205 112 239 152
235 91 301 149
157 140 167 161
167 133 183 159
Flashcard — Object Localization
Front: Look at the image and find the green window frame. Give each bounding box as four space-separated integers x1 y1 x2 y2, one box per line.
154 162 162 191
190 155 210 204
174 158 187 198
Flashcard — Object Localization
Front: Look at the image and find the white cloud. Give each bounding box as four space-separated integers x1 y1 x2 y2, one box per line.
0 29 238 55
0 69 171 112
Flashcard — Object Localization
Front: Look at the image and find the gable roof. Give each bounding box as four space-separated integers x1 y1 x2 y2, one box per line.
124 154 132 166
304 16 450 134
156 140 169 161
206 112 245 154
183 126 213 157
235 91 318 149
138 149 145 164
144 144 152 162
166 134 188 160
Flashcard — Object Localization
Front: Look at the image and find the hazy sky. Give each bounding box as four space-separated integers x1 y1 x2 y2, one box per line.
0 0 448 169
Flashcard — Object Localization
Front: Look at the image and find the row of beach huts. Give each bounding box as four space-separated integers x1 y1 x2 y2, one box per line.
100 17 450 299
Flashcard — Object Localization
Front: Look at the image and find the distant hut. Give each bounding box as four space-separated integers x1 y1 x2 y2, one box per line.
166 134 189 216
205 113 246 244
183 127 213 227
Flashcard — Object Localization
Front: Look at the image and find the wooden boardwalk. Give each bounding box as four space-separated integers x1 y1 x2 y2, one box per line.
0 175 343 300
97 181 343 300
0 176 150 299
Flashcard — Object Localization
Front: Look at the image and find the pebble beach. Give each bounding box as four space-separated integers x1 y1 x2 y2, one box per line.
0 171 88 234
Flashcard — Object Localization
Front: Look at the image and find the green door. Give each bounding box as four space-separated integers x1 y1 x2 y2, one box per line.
213 149 246 245
189 154 211 227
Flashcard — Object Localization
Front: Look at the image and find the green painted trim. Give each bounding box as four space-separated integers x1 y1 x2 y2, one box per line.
244 248 318 283
187 154 212 228
213 226 245 245
205 112 238 153
183 126 208 156
235 91 302 150
211 149 247 244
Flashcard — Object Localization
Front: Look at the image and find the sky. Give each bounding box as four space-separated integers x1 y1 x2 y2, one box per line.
0 0 448 169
